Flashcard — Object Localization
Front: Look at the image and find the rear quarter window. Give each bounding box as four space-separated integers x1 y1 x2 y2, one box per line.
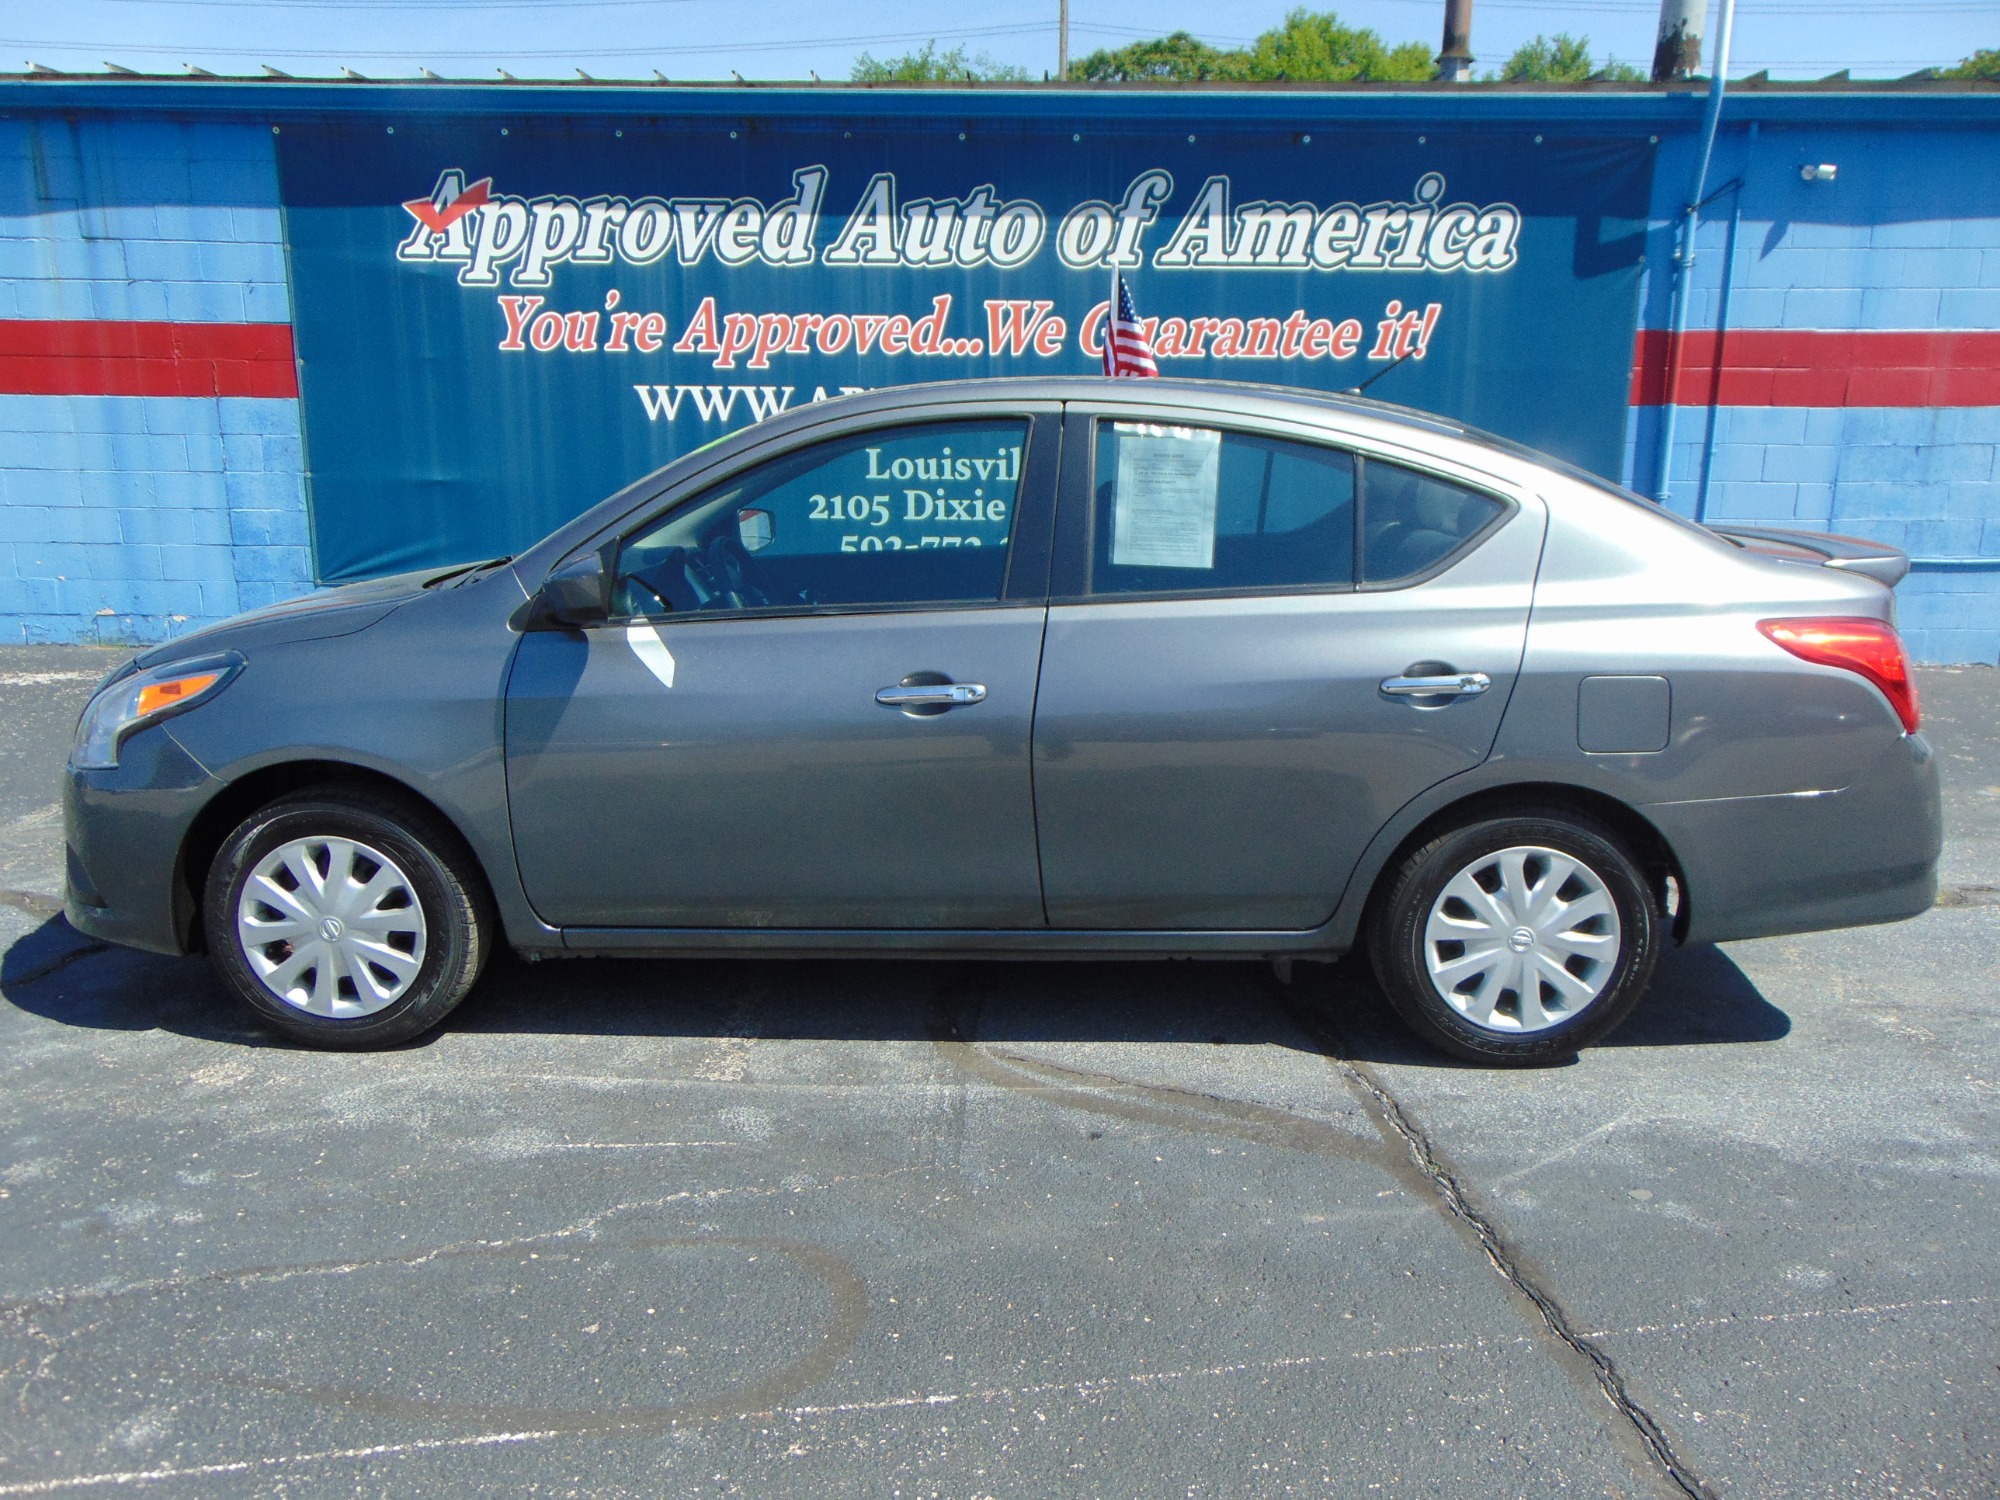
1361 460 1507 585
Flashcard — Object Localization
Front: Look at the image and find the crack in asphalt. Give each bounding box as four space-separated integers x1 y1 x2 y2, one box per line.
2 939 109 989
923 963 1715 1500
930 1032 1383 1162
0 888 114 988
1935 883 2000 908
0 888 111 987
4 1296 1980 1496
1283 993 1722 1500
0 888 62 919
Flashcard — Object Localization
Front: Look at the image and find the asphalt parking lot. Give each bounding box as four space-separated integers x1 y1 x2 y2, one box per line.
0 645 1993 1498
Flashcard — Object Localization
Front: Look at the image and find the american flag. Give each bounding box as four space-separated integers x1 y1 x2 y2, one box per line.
1101 271 1159 379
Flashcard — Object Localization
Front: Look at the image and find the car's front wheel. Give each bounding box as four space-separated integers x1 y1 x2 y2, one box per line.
203 791 493 1049
1368 809 1662 1065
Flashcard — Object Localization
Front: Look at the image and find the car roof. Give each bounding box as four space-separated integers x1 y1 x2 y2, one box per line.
755 375 1476 445
813 376 1683 527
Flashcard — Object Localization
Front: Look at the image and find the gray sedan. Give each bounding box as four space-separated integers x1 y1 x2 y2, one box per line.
63 379 1941 1063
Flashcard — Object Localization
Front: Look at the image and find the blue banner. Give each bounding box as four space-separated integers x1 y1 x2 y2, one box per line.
277 111 1653 581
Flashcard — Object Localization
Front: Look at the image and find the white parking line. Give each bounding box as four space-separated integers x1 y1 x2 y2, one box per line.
0 671 104 687
0 1429 568 1495
0 1294 1980 1494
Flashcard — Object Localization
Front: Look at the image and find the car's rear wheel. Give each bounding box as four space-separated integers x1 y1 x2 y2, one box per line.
1368 809 1661 1065
204 791 492 1049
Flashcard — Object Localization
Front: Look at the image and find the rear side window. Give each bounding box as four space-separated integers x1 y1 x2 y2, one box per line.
614 418 1027 616
1362 460 1505 584
1089 423 1356 597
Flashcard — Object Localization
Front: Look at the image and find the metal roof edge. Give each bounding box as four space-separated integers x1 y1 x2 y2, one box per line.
0 77 1996 128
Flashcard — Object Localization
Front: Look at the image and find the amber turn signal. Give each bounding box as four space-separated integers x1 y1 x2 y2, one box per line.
133 672 222 718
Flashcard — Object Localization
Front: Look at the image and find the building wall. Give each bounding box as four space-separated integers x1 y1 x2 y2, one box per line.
0 118 312 644
1626 123 2000 663
0 98 1997 661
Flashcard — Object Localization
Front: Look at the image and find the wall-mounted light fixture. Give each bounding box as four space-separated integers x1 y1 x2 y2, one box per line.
1800 163 1839 182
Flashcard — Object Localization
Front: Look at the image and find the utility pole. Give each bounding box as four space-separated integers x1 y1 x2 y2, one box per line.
1059 0 1069 81
1652 0 1705 82
1652 0 1737 505
1436 0 1473 83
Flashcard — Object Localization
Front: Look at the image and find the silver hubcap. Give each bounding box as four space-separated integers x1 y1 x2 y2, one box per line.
236 836 427 1018
1423 845 1622 1035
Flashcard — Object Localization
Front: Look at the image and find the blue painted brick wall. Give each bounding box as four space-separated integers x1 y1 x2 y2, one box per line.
1626 122 2000 663
0 118 313 645
0 394 312 643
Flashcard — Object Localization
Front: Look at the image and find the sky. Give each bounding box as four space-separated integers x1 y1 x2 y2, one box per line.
3 0 1992 84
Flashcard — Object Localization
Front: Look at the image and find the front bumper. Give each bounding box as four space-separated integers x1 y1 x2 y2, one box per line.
63 725 221 957
1651 730 1942 946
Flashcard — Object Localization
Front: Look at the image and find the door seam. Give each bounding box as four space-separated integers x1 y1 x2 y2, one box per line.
1026 601 1054 928
495 624 566 938
1025 408 1068 928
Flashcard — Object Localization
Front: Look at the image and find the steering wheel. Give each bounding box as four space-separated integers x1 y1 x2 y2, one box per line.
621 537 772 616
622 573 674 618
621 545 717 616
703 532 772 609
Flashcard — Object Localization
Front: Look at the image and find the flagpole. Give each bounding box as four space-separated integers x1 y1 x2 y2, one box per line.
1107 262 1118 376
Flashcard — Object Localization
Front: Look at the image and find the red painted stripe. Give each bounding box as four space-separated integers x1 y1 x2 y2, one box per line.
4 319 1989 409
1631 328 2000 408
0 320 298 399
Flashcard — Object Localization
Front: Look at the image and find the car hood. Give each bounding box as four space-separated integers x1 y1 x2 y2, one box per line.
132 565 447 669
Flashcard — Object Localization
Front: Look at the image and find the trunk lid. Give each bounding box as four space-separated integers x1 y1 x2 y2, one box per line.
1704 525 1910 587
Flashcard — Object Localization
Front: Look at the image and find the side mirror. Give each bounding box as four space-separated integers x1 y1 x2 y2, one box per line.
737 507 773 552
523 552 609 630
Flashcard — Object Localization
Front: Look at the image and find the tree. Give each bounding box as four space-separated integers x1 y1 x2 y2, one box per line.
1074 31 1239 83
1238 7 1433 82
1073 9 1432 85
850 41 1029 83
1498 32 1644 82
1940 48 2000 81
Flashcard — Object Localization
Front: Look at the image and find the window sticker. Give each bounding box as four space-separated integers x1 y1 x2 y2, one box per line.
1110 424 1222 570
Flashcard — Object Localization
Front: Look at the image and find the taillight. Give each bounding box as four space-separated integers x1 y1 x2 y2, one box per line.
1758 617 1919 734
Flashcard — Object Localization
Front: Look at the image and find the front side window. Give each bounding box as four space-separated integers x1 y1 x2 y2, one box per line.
1089 423 1357 597
614 418 1028 617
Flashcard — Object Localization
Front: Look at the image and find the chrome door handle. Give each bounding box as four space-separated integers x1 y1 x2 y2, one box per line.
1380 672 1491 697
875 683 987 707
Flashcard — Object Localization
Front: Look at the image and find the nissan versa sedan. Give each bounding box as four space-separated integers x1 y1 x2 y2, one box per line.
63 379 1941 1064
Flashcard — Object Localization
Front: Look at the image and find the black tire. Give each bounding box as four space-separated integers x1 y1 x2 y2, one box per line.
203 790 494 1049
1367 808 1661 1066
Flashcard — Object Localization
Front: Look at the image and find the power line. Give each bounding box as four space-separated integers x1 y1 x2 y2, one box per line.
1728 59 1973 67
80 0 775 8
11 8 1985 69
69 0 2000 10
7 22 1061 62
1354 0 1992 9
1067 25 1259 44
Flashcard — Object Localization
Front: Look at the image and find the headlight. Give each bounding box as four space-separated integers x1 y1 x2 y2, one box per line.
71 653 243 770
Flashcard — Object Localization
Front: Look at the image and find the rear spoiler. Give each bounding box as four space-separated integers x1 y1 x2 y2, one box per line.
1705 525 1910 587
